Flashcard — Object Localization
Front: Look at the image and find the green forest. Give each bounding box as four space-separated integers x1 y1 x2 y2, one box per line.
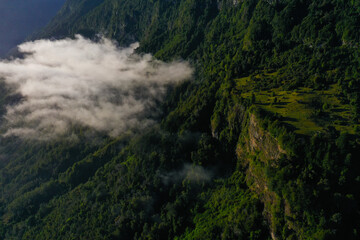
1 0 360 239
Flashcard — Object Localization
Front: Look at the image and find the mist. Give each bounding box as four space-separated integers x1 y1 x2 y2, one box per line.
0 35 193 140
161 164 213 185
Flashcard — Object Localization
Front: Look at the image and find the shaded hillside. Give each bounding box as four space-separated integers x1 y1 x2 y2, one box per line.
1 0 360 239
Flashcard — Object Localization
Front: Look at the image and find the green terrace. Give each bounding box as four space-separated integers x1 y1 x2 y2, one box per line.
236 76 358 135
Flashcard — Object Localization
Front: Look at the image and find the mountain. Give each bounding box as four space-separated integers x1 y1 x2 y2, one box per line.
0 0 65 56
1 0 360 239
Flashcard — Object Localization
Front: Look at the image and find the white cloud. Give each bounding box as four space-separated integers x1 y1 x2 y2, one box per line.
161 164 213 185
0 35 193 140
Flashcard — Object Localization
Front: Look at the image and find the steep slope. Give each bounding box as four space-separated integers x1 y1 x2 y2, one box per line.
1 0 360 239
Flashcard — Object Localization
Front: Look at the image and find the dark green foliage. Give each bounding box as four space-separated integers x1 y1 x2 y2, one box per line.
1 0 360 239
180 172 270 240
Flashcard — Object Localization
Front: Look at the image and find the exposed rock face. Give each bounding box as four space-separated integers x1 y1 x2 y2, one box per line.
237 113 288 240
210 101 296 239
248 114 286 162
237 114 286 164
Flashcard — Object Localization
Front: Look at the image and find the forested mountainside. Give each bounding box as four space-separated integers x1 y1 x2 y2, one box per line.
1 0 360 239
0 0 65 56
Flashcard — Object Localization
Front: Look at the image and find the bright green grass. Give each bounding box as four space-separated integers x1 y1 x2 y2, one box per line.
237 82 357 135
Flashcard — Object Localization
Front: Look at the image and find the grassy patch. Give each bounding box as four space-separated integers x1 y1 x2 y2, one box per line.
237 82 357 135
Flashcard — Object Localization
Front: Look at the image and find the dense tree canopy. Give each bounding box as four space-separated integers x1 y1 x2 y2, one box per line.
0 0 360 239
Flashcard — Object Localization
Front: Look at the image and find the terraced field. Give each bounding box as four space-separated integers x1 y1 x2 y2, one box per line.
237 75 357 135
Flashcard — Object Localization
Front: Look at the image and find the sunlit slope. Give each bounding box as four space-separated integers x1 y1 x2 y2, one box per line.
238 74 357 135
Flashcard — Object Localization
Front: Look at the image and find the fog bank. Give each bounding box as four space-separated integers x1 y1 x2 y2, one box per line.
0 35 193 140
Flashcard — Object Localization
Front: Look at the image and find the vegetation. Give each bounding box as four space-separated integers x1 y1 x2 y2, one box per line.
1 0 360 239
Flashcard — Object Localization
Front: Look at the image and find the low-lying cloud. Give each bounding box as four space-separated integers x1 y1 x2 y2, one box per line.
161 164 213 185
0 35 192 140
